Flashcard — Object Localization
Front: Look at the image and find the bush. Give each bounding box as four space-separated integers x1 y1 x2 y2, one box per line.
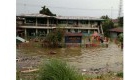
44 28 64 48
37 59 84 80
116 72 123 78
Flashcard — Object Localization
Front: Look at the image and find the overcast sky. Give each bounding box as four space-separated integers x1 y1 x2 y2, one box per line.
16 0 122 19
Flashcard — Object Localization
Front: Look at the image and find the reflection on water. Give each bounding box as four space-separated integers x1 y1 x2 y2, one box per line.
17 42 123 73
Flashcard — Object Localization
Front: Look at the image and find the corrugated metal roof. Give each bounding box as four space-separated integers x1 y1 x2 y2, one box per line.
17 13 54 18
112 19 118 23
17 13 104 20
56 16 104 20
108 27 123 32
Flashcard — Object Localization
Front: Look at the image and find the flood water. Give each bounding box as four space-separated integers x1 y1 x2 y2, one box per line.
17 42 123 74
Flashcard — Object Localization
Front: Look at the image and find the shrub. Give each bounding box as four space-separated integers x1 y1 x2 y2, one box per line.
37 59 84 80
116 72 123 78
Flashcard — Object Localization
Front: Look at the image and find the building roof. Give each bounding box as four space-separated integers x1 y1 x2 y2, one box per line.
108 27 123 32
112 19 118 23
17 13 104 20
17 13 55 18
56 16 104 20
65 32 82 36
16 17 25 20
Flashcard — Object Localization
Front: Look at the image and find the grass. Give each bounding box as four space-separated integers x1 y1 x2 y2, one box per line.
37 59 84 80
93 71 123 80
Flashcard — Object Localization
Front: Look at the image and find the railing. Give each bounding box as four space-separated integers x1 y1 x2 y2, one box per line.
21 23 56 27
23 23 36 26
37 24 56 27
37 24 47 26
57 24 67 27
20 23 99 29
57 24 99 28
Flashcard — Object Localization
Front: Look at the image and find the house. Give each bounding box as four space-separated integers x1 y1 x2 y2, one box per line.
112 19 119 26
108 27 123 38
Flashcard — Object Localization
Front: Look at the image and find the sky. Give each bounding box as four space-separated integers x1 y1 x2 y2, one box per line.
16 0 123 19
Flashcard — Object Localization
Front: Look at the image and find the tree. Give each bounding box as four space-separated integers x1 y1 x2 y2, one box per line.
118 33 123 49
101 15 114 37
43 28 65 47
118 33 123 42
39 6 56 16
118 17 123 27
101 15 109 19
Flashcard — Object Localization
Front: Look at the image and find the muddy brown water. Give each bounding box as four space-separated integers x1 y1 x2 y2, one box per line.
17 42 123 74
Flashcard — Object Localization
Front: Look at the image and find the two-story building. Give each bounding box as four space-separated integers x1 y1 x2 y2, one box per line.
16 13 104 39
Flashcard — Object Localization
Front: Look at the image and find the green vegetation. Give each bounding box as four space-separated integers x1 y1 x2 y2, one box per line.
16 70 21 80
39 6 56 16
118 33 123 49
37 59 84 80
116 72 123 78
43 28 65 47
118 33 123 42
118 17 123 27
101 15 114 37
16 59 123 80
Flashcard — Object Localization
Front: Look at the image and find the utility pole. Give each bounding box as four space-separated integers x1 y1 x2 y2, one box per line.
118 0 123 18
111 7 113 19
24 4 26 14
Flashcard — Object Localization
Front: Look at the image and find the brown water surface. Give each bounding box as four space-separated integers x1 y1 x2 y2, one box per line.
17 42 123 74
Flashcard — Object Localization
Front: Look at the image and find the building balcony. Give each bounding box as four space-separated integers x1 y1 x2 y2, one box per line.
20 23 57 27
57 24 99 29
23 23 36 26
18 23 100 30
37 24 56 27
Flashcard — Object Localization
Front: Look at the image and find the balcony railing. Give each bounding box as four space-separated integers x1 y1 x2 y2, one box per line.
23 23 36 26
37 24 56 27
21 23 56 27
37 24 47 26
20 23 99 29
57 24 99 28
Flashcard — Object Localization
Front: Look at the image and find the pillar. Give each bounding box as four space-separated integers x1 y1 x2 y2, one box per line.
100 25 104 34
67 29 68 32
66 20 68 26
88 20 90 27
24 19 26 24
47 29 49 34
78 20 80 27
98 27 100 33
35 17 37 26
78 29 80 33
88 30 90 34
24 28 27 38
56 19 58 26
47 18 49 27
36 29 38 36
